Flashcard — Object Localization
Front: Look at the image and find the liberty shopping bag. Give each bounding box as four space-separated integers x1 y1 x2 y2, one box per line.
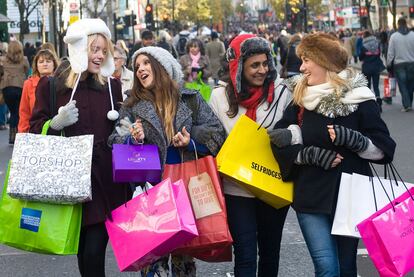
112 143 161 183
0 162 82 254
332 173 414 238
216 114 293 209
105 178 198 272
357 187 414 277
163 154 233 257
6 120 93 204
383 76 397 98
184 72 212 102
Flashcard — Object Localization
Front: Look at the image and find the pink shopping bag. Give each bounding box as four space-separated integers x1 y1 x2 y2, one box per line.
357 187 414 277
105 178 198 272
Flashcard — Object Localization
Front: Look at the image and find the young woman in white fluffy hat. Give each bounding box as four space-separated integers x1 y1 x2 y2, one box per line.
30 18 131 276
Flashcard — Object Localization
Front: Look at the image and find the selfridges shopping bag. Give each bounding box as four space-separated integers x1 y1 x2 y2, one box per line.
0 162 82 254
105 178 198 272
112 143 161 183
358 187 414 277
216 114 293 209
163 151 233 258
7 121 93 204
332 172 414 238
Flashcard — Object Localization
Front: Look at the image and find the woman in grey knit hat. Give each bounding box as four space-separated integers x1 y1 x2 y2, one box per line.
108 46 226 276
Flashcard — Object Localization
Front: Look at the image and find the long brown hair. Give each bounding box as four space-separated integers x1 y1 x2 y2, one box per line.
32 49 60 77
126 53 180 143
6 41 24 64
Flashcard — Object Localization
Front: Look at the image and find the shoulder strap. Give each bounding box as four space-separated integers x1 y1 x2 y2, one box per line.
49 77 56 117
258 85 287 130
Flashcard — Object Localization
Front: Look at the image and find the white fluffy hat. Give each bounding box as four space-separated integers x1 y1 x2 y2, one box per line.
132 46 183 85
63 18 115 77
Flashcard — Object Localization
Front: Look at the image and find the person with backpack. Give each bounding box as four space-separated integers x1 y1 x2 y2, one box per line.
108 46 226 277
175 29 191 57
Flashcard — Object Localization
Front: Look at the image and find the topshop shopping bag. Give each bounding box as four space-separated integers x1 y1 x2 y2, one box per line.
105 178 198 272
0 162 82 254
7 121 93 204
216 114 293 209
332 172 414 238
112 144 161 183
358 187 414 277
163 153 233 256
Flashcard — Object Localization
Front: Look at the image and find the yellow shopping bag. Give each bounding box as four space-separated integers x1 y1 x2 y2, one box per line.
217 115 293 208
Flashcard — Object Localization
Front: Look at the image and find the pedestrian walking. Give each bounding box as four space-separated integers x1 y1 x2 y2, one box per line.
0 40 30 144
359 30 385 112
209 34 292 277
270 33 396 277
279 33 302 78
206 31 226 85
18 49 59 133
112 45 133 100
29 18 131 277
179 38 211 83
387 18 414 112
108 46 226 276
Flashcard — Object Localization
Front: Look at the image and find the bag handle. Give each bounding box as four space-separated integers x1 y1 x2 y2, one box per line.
179 139 200 176
369 163 396 212
388 162 414 201
258 85 287 130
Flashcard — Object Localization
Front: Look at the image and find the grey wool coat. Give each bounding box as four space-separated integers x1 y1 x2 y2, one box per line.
108 88 226 170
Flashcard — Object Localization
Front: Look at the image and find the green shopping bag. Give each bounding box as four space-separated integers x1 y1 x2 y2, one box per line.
184 72 212 102
0 160 82 255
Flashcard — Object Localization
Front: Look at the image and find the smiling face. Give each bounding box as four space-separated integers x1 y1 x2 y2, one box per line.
87 34 108 74
242 53 269 87
37 55 55 77
135 54 154 89
300 57 328 86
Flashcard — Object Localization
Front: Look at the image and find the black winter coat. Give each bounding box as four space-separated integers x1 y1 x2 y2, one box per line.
271 100 396 215
30 74 132 226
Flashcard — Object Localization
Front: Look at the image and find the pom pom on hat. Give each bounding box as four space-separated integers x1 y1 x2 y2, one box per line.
63 18 115 77
226 34 276 94
296 33 348 73
132 46 184 85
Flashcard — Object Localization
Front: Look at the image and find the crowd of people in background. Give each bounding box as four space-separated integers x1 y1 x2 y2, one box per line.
0 15 412 277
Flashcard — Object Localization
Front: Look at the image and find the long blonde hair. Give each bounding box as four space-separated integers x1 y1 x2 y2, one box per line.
65 33 114 88
6 41 24 64
292 69 351 106
126 53 180 143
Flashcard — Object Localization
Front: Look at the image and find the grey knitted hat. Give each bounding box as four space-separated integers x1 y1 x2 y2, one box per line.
132 46 183 84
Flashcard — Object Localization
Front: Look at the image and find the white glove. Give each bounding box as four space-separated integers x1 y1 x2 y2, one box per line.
50 100 79 131
115 117 133 137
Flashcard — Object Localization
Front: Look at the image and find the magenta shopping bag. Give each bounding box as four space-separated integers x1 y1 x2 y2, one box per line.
357 187 414 277
112 144 161 183
105 178 198 272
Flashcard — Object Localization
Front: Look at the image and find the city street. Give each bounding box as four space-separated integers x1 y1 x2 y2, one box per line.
0 75 413 276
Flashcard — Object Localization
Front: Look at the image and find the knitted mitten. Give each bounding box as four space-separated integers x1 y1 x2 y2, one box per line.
295 146 337 170
333 125 369 152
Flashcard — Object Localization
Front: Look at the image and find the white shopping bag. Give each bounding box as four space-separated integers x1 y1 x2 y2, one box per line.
332 172 413 238
7 133 94 204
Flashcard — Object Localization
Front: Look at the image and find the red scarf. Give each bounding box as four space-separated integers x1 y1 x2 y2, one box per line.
239 81 275 121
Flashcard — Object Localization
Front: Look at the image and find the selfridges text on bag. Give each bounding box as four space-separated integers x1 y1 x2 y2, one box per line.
6 121 93 204
216 114 293 209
